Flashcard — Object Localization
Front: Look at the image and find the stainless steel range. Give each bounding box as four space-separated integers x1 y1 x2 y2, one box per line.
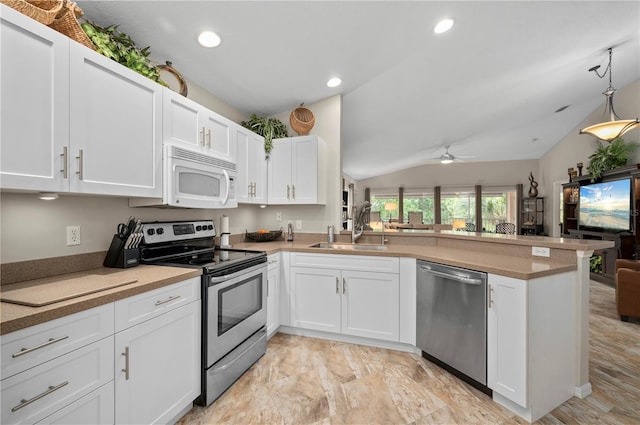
139 220 267 406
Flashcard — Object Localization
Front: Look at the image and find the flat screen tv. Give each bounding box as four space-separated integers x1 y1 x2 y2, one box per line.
578 178 632 232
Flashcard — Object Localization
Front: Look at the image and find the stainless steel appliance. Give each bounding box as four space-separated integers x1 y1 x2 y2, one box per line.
416 260 490 395
131 145 237 209
139 220 267 406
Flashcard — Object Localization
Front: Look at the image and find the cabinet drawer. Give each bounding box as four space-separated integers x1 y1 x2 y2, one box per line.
1 304 114 380
291 252 399 273
114 277 200 332
36 381 113 425
267 253 280 271
1 336 113 425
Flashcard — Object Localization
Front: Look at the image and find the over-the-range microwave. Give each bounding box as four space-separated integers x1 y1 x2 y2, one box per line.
130 144 237 209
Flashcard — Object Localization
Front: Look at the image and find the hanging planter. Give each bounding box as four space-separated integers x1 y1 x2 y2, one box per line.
289 106 315 135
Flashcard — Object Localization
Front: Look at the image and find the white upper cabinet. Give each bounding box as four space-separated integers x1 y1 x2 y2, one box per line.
163 88 235 163
267 135 326 205
69 43 162 197
0 5 69 193
236 126 267 204
0 5 162 198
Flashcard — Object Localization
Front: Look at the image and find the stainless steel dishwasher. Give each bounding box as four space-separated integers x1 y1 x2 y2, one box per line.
416 260 489 394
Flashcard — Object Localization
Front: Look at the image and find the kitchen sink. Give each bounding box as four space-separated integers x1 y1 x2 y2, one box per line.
308 242 388 251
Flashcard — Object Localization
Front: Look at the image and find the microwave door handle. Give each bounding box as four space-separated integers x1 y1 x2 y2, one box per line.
222 169 230 205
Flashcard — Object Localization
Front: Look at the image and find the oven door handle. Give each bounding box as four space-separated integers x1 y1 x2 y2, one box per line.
208 262 267 285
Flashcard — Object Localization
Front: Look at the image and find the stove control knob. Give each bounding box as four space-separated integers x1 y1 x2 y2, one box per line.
147 228 155 236
196 225 202 231
208 225 214 230
156 228 164 235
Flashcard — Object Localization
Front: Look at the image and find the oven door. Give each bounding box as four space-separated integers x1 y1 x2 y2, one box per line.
206 262 267 366
166 145 237 209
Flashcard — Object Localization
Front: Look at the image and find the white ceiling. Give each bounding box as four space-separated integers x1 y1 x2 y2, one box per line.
77 1 640 180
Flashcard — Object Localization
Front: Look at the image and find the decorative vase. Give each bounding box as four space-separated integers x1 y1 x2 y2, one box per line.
528 172 538 197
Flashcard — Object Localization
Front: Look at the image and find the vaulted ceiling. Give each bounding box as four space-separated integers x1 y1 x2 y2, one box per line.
78 1 640 180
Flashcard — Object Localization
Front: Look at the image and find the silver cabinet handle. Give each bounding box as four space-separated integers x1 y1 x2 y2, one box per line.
336 277 339 294
206 129 211 148
343 277 346 294
11 381 68 412
253 182 257 197
248 183 253 197
200 127 206 146
122 347 130 380
287 185 290 199
60 146 68 179
488 285 494 308
12 335 69 358
76 149 83 180
292 184 295 200
155 295 180 306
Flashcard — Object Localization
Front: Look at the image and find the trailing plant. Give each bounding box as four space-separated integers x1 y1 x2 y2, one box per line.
81 21 164 84
241 114 288 158
586 137 638 182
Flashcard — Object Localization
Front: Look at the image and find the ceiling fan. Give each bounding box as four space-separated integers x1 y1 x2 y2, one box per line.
426 145 475 164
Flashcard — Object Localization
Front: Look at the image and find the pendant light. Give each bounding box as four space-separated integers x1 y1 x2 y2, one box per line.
579 48 640 141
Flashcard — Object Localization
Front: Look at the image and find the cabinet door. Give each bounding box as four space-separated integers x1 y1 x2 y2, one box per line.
267 255 280 338
341 270 400 341
291 136 318 204
267 138 293 204
36 382 114 425
114 301 200 425
290 267 341 333
487 274 527 407
162 87 201 149
202 110 234 162
0 5 69 192
249 132 267 203
69 43 162 197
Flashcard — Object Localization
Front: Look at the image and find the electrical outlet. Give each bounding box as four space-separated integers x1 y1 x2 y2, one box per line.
532 246 550 257
296 220 302 230
276 212 282 222
67 226 81 246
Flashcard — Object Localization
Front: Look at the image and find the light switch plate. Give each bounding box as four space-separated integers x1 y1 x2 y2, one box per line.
532 246 550 257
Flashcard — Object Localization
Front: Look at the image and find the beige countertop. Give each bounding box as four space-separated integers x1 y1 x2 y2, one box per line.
0 231 612 336
1 265 201 335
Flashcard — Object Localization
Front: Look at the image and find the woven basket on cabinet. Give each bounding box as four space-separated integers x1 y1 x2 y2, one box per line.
48 0 95 50
289 106 315 136
0 0 64 25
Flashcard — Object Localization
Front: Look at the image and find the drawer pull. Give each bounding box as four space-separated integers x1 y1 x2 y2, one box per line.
122 347 130 380
11 381 68 412
12 336 69 358
155 295 180 306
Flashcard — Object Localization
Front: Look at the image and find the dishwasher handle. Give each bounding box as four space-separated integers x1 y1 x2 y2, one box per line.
418 265 484 285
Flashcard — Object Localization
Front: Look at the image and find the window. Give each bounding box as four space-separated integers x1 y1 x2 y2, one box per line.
481 186 517 232
441 187 475 230
403 189 434 223
370 193 398 222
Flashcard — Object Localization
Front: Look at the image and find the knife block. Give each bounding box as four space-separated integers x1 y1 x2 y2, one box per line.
103 234 139 268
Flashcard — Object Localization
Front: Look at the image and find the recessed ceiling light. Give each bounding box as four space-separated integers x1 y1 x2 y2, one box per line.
434 18 455 34
327 77 342 88
198 31 221 48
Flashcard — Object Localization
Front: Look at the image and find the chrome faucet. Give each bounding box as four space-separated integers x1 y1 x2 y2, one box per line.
351 202 371 244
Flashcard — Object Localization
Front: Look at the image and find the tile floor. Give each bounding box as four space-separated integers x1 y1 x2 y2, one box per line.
177 281 640 424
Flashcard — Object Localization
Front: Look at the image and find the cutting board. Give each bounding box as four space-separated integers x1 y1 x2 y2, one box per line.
0 274 138 307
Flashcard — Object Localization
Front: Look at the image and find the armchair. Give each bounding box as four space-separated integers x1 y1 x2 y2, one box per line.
615 259 640 322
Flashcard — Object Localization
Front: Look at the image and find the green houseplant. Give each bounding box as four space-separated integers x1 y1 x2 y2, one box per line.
241 114 288 158
586 137 638 182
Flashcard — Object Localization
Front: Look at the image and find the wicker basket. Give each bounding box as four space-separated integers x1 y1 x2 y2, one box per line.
48 0 95 50
0 0 63 25
290 106 315 136
245 229 283 242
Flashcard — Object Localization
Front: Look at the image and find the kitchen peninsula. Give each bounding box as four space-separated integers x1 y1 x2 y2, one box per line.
234 230 614 422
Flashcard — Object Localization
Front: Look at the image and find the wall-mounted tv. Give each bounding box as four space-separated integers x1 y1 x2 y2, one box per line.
579 178 632 232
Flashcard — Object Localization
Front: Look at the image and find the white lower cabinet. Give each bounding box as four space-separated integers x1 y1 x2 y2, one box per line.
290 253 400 342
36 381 114 425
114 280 201 425
487 272 576 422
267 253 281 338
